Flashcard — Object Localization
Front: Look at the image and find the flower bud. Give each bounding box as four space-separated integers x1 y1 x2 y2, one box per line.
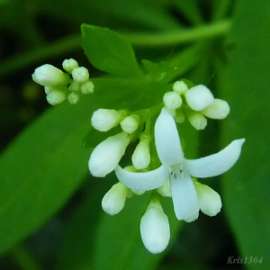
195 182 222 216
203 99 230 119
32 64 70 87
68 81 80 92
101 183 127 215
131 138 150 169
163 91 182 110
46 91 66 105
91 109 123 132
62 58 79 73
185 85 214 111
140 200 170 254
188 112 207 130
72 66 89 83
172 80 188 95
88 132 130 177
67 92 79 104
120 115 140 134
81 81 94 94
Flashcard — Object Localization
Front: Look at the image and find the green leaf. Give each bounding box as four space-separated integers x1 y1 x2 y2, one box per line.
81 24 142 77
142 44 203 82
56 185 180 270
0 100 90 254
220 1 270 269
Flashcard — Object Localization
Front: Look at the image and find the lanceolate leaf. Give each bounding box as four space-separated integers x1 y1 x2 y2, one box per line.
221 1 270 268
82 24 142 77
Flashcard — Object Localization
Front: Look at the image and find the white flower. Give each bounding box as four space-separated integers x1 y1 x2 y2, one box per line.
115 109 245 222
203 99 230 119
163 91 182 110
101 182 127 215
185 85 214 111
188 112 207 130
72 67 89 83
172 80 188 95
140 199 170 254
91 109 123 132
32 64 69 87
120 115 140 134
62 58 79 73
131 138 151 169
89 132 130 177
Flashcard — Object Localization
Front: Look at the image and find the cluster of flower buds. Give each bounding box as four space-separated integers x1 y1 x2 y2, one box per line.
89 108 151 177
87 80 244 254
163 80 230 130
32 58 94 105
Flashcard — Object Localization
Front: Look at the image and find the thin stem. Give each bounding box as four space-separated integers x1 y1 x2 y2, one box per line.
0 20 231 77
125 20 231 47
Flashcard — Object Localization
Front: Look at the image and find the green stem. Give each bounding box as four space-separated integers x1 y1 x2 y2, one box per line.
11 246 42 270
0 20 231 77
125 20 231 47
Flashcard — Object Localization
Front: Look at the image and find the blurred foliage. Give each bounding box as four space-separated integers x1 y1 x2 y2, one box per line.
0 0 269 269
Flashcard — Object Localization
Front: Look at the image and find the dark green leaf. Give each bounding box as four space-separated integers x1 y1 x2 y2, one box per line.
220 1 270 269
81 24 142 77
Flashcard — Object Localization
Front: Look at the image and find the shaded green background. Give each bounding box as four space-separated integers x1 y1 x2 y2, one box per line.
0 0 269 269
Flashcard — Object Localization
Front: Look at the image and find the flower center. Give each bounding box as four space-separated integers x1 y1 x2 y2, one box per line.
169 163 184 179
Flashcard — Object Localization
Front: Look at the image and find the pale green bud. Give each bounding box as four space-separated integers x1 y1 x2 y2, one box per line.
32 64 69 87
62 58 79 73
72 66 89 83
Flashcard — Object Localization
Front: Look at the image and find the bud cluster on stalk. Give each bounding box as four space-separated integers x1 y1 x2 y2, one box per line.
32 58 94 105
163 80 230 130
86 79 239 255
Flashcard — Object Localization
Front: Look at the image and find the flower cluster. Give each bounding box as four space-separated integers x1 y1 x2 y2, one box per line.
88 81 245 254
32 58 94 105
163 80 230 130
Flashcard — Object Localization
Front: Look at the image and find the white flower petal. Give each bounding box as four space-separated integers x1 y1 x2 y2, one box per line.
140 200 170 254
115 165 168 192
186 139 245 178
195 182 222 216
154 108 184 166
88 132 130 177
170 172 199 222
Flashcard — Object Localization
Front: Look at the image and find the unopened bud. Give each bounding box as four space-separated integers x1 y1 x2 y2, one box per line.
185 85 214 111
72 66 89 83
68 81 80 92
32 64 69 87
91 109 123 132
67 92 79 104
62 58 79 73
101 183 127 215
88 132 130 177
46 91 66 105
163 91 182 110
188 112 207 130
120 115 140 134
81 80 94 94
132 138 150 169
173 80 188 95
203 99 230 119
140 200 170 254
